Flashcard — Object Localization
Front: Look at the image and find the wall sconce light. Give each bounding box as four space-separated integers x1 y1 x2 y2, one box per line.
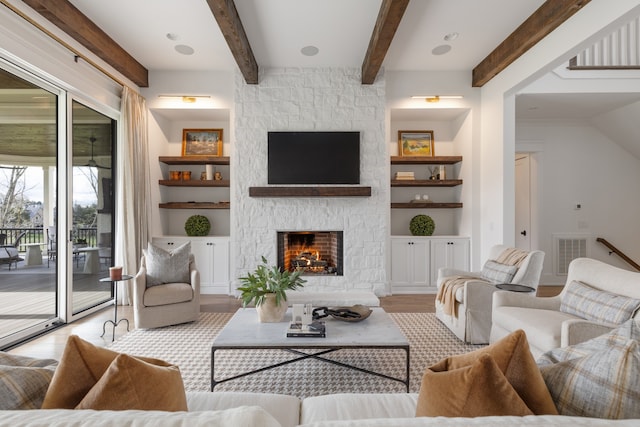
411 95 463 103
158 95 211 103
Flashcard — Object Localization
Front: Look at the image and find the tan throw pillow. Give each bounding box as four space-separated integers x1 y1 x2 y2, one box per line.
42 335 174 409
416 353 533 417
417 330 558 416
76 353 187 411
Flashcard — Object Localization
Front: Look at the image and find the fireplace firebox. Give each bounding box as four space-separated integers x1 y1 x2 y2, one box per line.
277 231 343 276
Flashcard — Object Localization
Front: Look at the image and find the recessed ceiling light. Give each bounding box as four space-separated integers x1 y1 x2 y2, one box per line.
444 32 459 42
175 44 194 55
166 33 179 41
432 44 452 56
301 45 319 56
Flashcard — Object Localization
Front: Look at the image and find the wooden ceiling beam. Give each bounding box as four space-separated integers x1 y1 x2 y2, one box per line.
21 0 149 87
361 0 410 85
206 0 258 84
472 0 591 87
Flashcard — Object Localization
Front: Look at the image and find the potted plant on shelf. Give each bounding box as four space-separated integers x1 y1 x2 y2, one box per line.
238 256 306 322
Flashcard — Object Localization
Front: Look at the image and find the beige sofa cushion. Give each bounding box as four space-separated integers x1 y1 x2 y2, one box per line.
143 282 194 306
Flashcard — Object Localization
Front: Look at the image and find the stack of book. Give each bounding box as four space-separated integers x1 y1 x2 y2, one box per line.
395 171 415 180
287 320 326 338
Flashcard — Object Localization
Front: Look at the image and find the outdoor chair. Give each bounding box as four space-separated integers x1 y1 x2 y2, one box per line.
0 231 26 270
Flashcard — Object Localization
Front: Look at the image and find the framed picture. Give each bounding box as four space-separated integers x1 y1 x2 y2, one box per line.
181 129 223 157
398 130 434 157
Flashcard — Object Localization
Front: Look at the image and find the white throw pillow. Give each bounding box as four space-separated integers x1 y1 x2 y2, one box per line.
143 242 190 287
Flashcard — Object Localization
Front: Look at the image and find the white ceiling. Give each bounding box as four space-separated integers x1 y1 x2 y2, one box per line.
66 0 545 72
63 0 640 126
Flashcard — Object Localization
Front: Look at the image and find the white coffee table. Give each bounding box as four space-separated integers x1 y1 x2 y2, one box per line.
211 307 410 392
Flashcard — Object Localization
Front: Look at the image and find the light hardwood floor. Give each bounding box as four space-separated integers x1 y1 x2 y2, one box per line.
8 287 562 361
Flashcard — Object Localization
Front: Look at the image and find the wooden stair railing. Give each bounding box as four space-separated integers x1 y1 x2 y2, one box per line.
596 238 640 272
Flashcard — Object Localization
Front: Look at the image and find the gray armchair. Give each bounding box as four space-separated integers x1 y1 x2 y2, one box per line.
435 244 545 344
133 253 200 329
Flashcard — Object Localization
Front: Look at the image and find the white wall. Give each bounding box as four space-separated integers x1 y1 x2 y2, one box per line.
517 119 640 283
232 68 388 295
479 0 640 265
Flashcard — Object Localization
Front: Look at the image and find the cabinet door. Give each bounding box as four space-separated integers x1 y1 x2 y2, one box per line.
390 238 430 292
390 239 412 286
189 239 214 288
430 238 470 286
211 238 230 287
410 240 429 285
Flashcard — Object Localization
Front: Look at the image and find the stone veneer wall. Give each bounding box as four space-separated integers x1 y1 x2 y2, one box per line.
232 68 389 295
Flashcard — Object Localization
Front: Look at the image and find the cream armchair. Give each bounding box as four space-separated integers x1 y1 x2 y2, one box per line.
435 244 545 344
133 253 200 329
491 257 640 358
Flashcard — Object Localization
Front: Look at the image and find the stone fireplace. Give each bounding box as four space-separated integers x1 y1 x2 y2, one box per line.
277 231 343 276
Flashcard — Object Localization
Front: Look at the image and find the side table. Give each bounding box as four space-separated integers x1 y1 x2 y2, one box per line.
99 274 133 341
496 283 536 293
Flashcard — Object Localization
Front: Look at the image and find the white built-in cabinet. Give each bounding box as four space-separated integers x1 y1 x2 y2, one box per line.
152 236 230 295
390 237 430 293
429 237 470 286
390 236 469 294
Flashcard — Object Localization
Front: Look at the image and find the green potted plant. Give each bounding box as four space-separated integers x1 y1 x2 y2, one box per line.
237 256 306 322
184 215 211 236
410 214 435 236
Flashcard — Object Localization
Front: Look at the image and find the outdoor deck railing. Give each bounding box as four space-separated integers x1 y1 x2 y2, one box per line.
0 227 97 252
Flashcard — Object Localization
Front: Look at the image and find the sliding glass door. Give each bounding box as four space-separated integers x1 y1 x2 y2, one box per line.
0 60 118 348
70 101 115 314
0 66 59 346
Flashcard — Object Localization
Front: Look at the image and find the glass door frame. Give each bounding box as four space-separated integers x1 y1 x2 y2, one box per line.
64 94 119 323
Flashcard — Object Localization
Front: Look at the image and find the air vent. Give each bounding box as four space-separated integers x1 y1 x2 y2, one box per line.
554 234 589 275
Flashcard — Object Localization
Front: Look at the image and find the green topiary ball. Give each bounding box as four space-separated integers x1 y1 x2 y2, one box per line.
185 215 211 236
409 214 435 236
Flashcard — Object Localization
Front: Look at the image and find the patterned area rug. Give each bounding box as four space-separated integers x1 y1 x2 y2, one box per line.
109 312 484 398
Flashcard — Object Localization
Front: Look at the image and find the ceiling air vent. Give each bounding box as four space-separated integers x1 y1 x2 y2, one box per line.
553 234 589 275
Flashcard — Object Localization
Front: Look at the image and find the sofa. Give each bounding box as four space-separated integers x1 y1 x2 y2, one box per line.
0 391 638 426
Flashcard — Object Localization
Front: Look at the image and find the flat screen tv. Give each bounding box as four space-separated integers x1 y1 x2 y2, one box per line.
268 131 360 184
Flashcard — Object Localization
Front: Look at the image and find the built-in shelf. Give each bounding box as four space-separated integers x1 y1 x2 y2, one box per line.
391 179 462 187
249 186 372 197
390 156 462 165
159 156 230 165
159 202 230 209
159 180 230 187
391 202 463 209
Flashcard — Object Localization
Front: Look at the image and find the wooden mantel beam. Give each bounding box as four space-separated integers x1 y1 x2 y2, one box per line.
206 0 259 84
361 0 410 85
472 0 591 87
21 0 149 87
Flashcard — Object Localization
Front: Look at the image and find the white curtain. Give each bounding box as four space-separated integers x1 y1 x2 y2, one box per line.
116 86 150 304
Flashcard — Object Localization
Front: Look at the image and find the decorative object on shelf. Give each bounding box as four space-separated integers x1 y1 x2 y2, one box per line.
184 215 211 236
182 128 223 157
410 214 435 236
439 165 446 180
182 170 191 180
428 166 438 180
395 171 415 180
214 171 223 180
205 164 214 180
398 130 434 157
200 171 207 180
170 170 181 180
237 256 306 323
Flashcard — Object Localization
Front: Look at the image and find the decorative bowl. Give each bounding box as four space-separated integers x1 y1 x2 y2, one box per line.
329 304 373 322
